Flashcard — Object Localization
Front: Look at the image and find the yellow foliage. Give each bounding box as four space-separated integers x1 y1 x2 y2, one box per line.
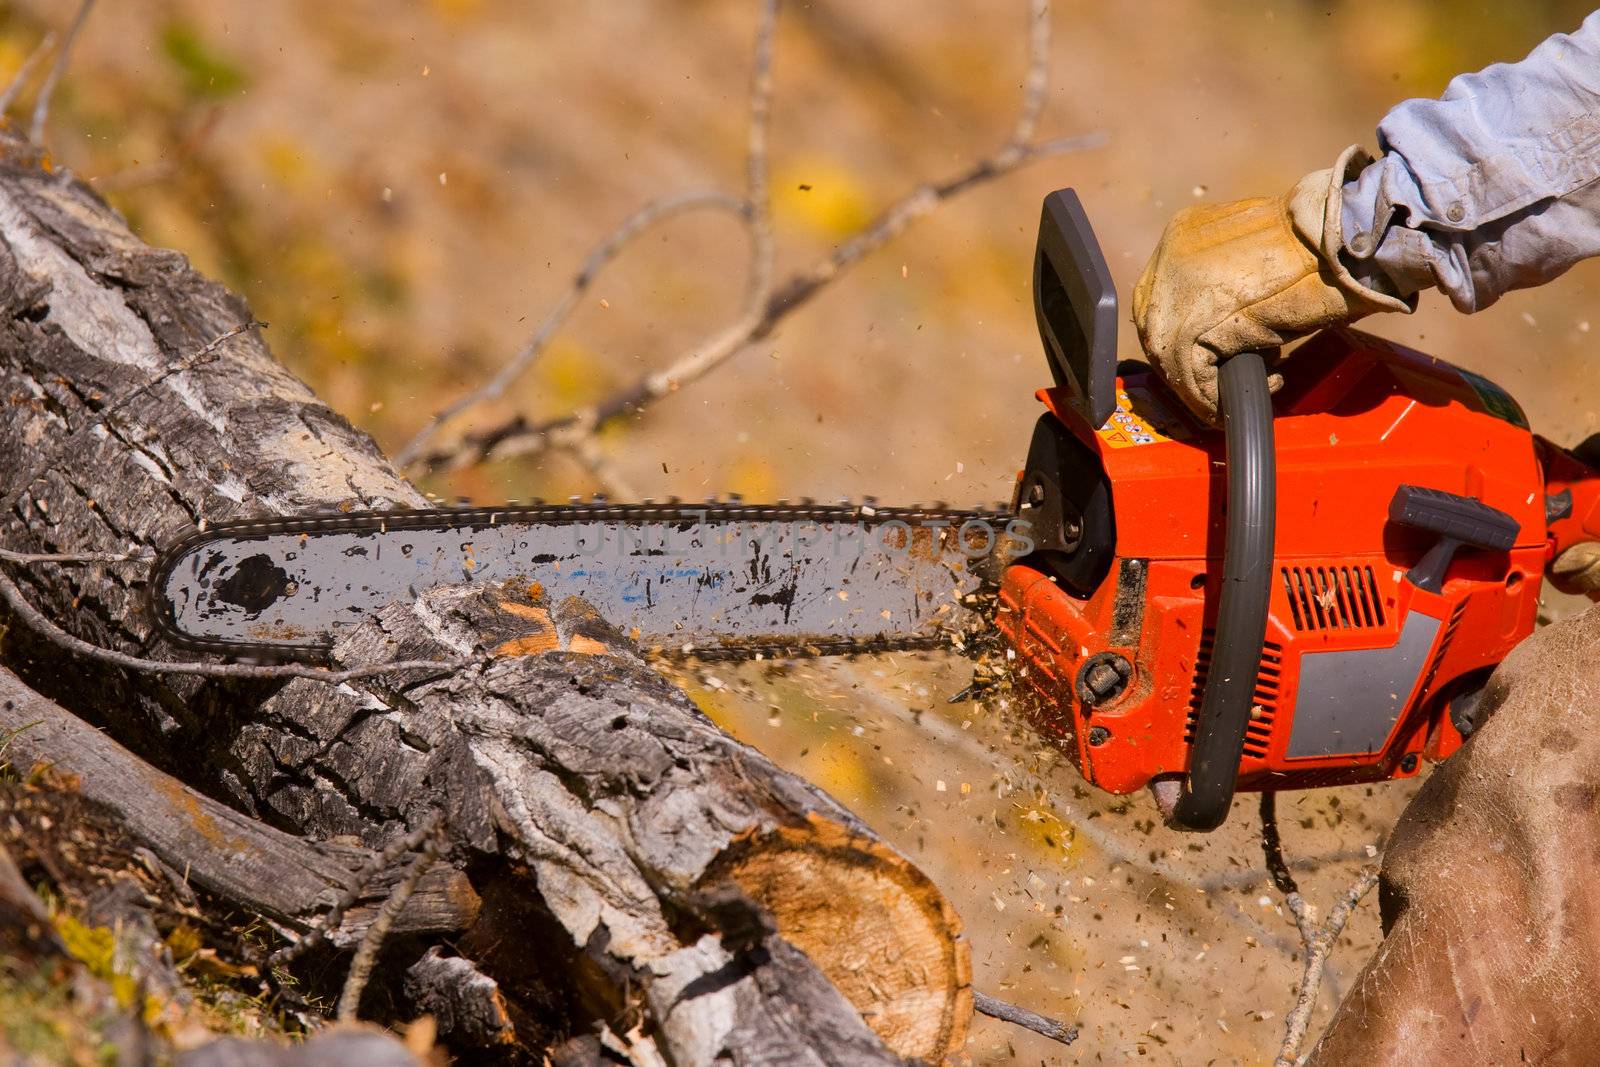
430 0 483 20
772 162 872 238
727 455 776 501
0 36 30 77
257 133 315 191
52 914 162 1024
807 745 875 804
537 339 615 408
1008 797 1085 864
165 922 203 964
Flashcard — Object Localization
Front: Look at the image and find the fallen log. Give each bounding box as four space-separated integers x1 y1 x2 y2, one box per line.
0 128 970 1060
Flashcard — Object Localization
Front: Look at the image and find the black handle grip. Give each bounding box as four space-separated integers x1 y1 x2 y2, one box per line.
1167 351 1277 832
1389 485 1520 594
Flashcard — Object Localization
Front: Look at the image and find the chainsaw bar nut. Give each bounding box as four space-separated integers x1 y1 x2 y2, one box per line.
1076 651 1133 707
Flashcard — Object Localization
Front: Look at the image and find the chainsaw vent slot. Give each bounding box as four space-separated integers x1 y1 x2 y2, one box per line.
1417 600 1467 699
1281 565 1385 631
1185 636 1283 759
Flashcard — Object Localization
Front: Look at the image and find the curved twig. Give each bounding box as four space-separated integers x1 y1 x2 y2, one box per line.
1261 793 1380 1067
269 811 446 969
0 32 57 117
973 989 1077 1047
403 0 1105 481
29 0 94 144
336 827 444 1021
396 0 780 475
391 190 746 468
0 569 472 684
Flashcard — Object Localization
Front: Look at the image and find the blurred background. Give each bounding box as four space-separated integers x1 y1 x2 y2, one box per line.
6 0 1597 1061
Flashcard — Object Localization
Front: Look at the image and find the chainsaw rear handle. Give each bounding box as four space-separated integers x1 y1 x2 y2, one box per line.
1167 350 1277 832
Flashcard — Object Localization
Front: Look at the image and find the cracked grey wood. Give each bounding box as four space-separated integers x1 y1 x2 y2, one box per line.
0 665 477 942
0 128 968 1063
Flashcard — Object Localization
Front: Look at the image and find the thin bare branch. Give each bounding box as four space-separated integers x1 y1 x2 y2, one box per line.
746 0 778 213
414 0 783 496
406 0 1105 479
29 0 94 145
336 828 444 1022
973 989 1078 1047
91 105 223 192
0 32 57 117
1261 793 1381 1067
0 548 152 566
563 435 641 500
391 191 745 468
1009 0 1051 147
0 569 472 684
268 811 446 969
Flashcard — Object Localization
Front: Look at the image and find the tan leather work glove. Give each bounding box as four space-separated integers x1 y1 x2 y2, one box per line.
1552 542 1600 596
1132 146 1413 423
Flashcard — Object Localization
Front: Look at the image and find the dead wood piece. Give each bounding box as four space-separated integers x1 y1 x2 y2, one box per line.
0 666 477 942
0 837 64 961
404 947 517 1048
253 582 969 1061
0 125 970 1063
708 815 972 1055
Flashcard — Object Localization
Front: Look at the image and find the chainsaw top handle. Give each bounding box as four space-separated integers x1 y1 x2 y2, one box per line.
1167 350 1277 832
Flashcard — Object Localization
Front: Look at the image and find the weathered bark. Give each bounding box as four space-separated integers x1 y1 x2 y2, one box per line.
404 947 517 1049
0 666 477 942
0 131 970 1060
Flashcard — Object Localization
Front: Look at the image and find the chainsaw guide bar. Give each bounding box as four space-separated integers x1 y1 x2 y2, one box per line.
150 500 1023 661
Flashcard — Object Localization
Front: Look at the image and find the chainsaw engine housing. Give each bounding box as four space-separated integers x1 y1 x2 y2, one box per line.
999 330 1548 795
997 190 1555 803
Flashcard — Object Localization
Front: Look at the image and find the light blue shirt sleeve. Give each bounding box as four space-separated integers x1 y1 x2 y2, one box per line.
1341 12 1600 313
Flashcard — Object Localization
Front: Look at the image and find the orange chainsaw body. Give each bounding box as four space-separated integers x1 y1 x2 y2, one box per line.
996 328 1582 795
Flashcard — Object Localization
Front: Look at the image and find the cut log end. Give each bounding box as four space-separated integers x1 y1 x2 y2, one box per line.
709 813 973 1062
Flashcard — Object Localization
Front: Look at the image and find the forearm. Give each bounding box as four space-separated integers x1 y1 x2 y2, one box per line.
1339 12 1600 313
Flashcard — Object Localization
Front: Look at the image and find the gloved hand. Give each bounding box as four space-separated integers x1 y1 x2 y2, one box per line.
1132 146 1413 423
1551 542 1600 596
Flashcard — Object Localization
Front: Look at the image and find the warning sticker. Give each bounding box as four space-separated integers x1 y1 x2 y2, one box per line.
1095 385 1192 449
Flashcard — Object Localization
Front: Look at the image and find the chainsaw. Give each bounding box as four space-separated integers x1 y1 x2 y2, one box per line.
149 189 1600 831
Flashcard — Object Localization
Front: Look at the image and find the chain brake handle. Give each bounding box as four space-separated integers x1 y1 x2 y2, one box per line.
1165 350 1278 832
